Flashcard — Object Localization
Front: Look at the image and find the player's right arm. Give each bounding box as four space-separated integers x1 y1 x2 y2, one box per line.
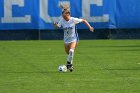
53 22 59 29
53 18 62 29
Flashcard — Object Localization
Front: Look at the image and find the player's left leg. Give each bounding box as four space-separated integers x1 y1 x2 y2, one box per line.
66 41 77 72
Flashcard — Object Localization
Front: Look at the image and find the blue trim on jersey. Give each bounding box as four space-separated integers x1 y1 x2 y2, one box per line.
75 26 79 42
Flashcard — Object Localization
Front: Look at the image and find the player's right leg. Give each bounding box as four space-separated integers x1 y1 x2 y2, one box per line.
65 41 77 72
64 43 72 71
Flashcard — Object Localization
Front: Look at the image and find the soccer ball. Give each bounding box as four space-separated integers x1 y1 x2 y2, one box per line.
58 65 67 72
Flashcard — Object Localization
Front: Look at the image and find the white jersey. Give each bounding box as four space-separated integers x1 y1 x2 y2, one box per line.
57 17 83 43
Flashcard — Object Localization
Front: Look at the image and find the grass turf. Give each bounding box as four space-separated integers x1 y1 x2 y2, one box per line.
0 40 140 93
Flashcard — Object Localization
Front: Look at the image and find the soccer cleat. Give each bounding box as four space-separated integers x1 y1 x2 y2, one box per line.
66 64 74 72
69 66 74 72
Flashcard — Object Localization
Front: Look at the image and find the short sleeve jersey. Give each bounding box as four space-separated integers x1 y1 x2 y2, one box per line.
57 17 83 43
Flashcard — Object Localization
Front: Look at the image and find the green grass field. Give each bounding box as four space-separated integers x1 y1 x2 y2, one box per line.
0 40 140 93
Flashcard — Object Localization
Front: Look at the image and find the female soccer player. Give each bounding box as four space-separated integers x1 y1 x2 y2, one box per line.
54 6 94 72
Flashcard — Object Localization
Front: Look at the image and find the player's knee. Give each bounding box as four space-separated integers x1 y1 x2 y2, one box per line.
69 48 74 52
69 49 74 55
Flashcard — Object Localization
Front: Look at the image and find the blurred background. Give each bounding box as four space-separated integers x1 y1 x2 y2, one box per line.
0 0 140 40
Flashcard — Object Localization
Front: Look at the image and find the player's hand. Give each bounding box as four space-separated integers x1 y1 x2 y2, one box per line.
53 22 57 26
89 27 94 32
53 22 59 29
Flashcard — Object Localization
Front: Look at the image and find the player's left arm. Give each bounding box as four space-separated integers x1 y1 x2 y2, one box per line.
82 19 94 32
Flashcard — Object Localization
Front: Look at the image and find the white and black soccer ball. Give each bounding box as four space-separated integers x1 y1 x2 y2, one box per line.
58 65 67 72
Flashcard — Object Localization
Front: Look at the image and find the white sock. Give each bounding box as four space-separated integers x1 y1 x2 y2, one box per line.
67 49 74 64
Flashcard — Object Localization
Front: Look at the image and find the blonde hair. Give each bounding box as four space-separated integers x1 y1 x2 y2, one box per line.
59 3 70 13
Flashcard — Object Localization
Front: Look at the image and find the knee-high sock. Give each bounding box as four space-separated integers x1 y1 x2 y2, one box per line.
67 49 74 64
